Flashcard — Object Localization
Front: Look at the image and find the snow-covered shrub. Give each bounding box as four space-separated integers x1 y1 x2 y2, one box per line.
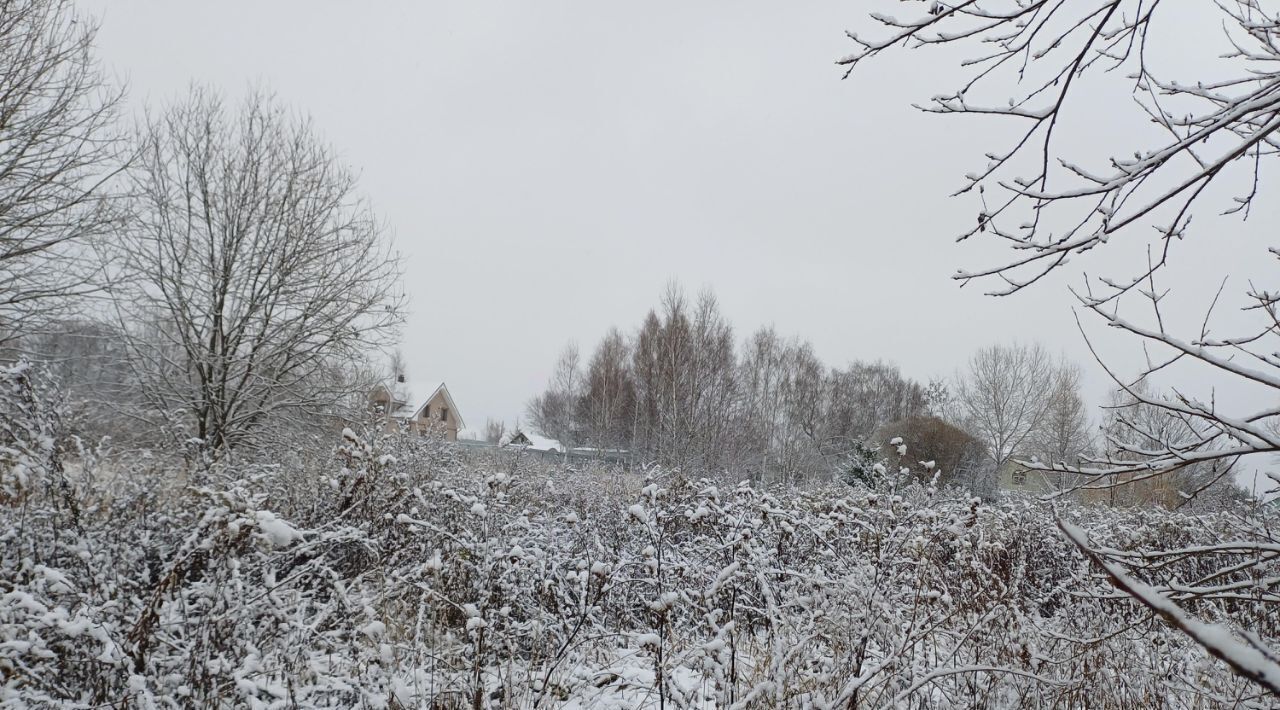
2 406 1276 707
0 360 63 502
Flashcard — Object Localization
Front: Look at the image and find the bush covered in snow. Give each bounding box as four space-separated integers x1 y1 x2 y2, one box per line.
2 363 1277 707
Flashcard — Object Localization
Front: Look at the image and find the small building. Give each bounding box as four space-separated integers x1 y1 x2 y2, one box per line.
997 460 1061 496
1078 469 1180 508
998 460 1181 507
500 429 564 453
369 375 465 441
504 431 532 447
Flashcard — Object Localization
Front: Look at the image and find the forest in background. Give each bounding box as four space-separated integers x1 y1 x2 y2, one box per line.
524 284 1248 508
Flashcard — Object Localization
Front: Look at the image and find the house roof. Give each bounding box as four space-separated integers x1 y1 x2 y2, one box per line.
409 382 466 431
503 430 563 453
391 403 418 418
499 431 528 446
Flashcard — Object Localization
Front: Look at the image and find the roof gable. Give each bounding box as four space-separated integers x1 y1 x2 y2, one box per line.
410 382 466 430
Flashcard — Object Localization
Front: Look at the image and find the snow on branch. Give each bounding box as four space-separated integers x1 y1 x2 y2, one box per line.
1061 519 1280 696
844 0 1280 295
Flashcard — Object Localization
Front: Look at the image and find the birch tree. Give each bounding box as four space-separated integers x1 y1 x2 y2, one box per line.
626 285 736 469
527 343 582 447
734 328 828 482
532 285 931 481
579 328 635 450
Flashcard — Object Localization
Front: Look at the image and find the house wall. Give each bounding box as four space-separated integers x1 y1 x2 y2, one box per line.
1078 471 1179 508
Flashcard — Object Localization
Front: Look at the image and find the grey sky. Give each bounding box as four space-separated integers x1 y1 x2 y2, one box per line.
79 2 1275 455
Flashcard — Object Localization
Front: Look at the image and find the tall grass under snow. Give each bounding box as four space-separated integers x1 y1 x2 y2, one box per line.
2 365 1276 708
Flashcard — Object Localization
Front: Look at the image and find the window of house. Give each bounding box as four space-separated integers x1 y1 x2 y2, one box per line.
1012 470 1027 485
441 407 449 423
422 405 430 419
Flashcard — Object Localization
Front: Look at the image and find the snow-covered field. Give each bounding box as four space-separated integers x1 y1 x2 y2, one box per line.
3 428 1275 708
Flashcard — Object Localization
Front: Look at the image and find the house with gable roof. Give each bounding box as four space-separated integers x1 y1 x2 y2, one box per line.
369 374 465 441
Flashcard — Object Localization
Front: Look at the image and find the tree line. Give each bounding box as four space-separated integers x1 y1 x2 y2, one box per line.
526 283 1097 489
527 285 1247 504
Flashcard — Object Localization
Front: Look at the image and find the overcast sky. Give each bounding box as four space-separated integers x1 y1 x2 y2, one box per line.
79 2 1276 471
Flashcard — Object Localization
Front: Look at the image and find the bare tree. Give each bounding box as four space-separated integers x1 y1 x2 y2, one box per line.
1028 359 1093 492
923 378 954 420
643 283 696 464
630 310 663 458
841 1 1279 298
1033 362 1091 464
483 418 505 444
526 343 582 447
1095 381 1245 509
534 285 929 482
0 0 123 344
684 288 737 470
110 88 403 454
843 0 1280 484
825 360 927 444
17 318 154 443
943 345 1090 494
847 0 1280 693
735 326 787 477
953 342 1056 493
845 1 1280 486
